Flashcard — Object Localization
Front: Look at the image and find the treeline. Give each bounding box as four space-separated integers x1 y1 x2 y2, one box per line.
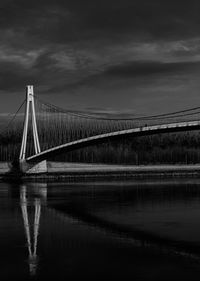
1 131 200 164
52 131 200 164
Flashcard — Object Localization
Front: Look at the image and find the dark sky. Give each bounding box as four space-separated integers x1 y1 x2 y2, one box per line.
1 0 200 114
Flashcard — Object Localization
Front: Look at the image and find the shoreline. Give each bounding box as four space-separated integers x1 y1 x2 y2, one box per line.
1 162 200 181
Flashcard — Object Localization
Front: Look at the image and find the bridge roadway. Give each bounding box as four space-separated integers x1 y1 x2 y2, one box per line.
27 120 200 163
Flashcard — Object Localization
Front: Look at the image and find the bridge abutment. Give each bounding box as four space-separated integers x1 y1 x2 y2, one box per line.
19 160 47 174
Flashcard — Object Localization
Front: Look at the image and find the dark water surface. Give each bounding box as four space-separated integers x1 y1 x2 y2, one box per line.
1 179 200 280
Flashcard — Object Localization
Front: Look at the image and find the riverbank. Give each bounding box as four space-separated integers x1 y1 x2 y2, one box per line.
1 162 200 181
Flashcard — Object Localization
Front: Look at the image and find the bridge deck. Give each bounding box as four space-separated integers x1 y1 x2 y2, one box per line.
27 120 200 162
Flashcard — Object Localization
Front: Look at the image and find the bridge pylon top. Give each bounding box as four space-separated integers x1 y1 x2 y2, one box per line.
26 85 34 100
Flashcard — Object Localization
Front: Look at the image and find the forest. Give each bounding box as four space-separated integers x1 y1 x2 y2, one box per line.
1 128 200 164
51 131 200 164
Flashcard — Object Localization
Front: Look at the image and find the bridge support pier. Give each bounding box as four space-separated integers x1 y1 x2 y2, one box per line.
19 160 47 174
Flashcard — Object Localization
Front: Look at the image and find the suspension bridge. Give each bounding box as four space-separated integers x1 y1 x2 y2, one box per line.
1 85 200 173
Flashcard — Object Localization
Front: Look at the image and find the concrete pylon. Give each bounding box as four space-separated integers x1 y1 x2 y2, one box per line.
19 85 41 161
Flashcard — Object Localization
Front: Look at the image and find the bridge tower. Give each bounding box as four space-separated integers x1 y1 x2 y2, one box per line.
19 85 41 161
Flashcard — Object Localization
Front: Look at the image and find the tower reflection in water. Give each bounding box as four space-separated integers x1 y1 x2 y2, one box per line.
20 184 47 276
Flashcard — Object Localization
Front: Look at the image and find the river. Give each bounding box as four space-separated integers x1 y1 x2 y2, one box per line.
1 179 200 280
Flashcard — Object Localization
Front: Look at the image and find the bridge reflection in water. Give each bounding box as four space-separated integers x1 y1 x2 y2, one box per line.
17 181 200 278
20 184 47 276
2 180 200 280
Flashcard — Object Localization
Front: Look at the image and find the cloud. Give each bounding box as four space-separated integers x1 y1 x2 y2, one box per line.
1 0 200 44
0 0 200 112
104 60 200 77
0 46 42 68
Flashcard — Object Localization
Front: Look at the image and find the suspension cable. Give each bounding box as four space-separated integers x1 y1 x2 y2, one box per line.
0 99 26 135
34 95 200 121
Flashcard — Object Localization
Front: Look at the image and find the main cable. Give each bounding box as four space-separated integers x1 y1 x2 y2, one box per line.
34 95 200 121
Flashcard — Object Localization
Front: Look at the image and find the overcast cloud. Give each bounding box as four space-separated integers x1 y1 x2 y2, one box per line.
0 0 200 113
